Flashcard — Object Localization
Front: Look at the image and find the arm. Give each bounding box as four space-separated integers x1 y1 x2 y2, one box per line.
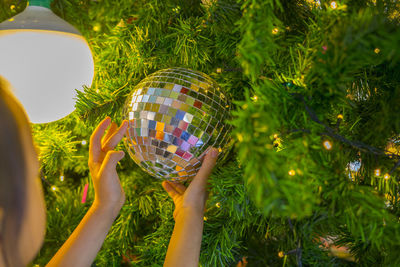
47 117 128 267
162 147 219 267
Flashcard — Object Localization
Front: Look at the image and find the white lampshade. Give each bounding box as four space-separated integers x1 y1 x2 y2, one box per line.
0 4 94 124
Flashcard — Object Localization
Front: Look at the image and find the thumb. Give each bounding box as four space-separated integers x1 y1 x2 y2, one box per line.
101 150 125 174
191 147 219 188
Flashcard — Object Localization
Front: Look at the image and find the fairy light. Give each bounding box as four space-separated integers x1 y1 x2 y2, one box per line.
337 114 343 119
60 175 64 182
51 186 57 191
374 169 381 176
237 133 244 142
330 1 337 9
278 251 285 258
10 5 15 10
323 140 332 150
81 140 87 145
93 24 101 32
384 173 390 180
251 95 258 101
374 48 380 54
216 202 221 208
288 170 296 176
216 68 222 73
272 27 279 34
218 147 222 153
203 216 208 221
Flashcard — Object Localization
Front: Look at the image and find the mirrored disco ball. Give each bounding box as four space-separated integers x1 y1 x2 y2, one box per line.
123 68 233 181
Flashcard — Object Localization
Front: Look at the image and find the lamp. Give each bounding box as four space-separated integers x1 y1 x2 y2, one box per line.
0 0 94 123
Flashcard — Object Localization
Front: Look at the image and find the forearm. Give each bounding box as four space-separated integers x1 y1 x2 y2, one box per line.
164 209 204 267
46 203 119 267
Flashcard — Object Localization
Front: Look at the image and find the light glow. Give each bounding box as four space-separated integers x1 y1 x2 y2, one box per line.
384 173 390 180
323 140 332 150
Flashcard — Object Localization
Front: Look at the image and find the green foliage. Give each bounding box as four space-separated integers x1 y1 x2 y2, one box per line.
2 0 400 266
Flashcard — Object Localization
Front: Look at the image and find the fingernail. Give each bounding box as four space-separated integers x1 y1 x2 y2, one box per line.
209 147 219 158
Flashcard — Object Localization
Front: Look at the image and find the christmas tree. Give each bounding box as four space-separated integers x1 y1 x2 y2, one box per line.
1 0 400 266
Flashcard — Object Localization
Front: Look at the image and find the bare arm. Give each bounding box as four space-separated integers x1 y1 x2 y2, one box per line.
47 117 128 267
163 147 219 267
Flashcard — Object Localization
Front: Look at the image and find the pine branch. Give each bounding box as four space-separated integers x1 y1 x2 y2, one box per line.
292 92 400 159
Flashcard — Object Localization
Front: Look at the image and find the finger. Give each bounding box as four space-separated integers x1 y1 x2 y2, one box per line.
190 147 219 189
99 150 125 177
90 117 111 160
162 181 181 202
101 122 118 147
102 120 129 151
167 180 186 195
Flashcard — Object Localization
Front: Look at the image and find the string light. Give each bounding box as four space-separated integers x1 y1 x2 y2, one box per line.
60 175 64 182
93 24 101 32
218 147 222 153
51 186 57 191
374 48 380 54
330 1 337 9
374 169 381 176
323 140 332 150
237 133 244 142
384 173 390 180
203 216 208 221
10 5 15 10
337 114 343 119
288 170 296 176
216 68 222 73
278 251 285 258
81 140 87 145
272 28 279 34
216 202 221 208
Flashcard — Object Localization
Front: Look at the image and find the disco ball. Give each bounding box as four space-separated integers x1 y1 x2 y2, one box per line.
123 68 233 181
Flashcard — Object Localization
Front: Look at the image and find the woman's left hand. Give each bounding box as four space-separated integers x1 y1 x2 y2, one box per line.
88 117 128 216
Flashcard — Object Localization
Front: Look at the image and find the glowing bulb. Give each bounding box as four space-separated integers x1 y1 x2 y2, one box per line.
330 1 337 9
384 173 390 180
323 140 332 150
288 170 296 176
81 140 87 145
203 216 208 221
374 48 380 54
216 68 222 73
215 202 221 208
251 95 258 101
93 24 101 32
278 251 285 258
51 185 57 191
272 28 279 34
0 3 94 123
337 114 343 119
374 169 381 176
59 175 64 181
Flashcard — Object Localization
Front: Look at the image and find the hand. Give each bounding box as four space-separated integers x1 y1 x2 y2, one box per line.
89 117 128 216
162 147 219 220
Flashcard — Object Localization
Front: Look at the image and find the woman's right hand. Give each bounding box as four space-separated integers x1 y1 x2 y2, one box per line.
162 147 219 220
